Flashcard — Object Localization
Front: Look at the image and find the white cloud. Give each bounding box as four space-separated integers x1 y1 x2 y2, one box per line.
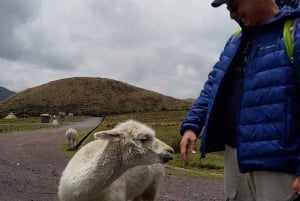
0 0 238 98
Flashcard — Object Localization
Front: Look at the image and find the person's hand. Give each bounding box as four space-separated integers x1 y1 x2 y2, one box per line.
292 176 300 194
180 130 197 168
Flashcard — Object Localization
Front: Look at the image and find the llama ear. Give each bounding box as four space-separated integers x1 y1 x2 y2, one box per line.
94 131 120 140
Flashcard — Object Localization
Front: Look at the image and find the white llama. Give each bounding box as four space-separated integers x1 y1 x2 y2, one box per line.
58 119 174 201
65 128 78 151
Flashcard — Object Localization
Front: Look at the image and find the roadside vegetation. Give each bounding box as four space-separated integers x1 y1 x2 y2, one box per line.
0 116 85 134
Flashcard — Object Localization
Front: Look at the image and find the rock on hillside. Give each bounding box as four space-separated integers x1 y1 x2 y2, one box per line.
0 77 192 117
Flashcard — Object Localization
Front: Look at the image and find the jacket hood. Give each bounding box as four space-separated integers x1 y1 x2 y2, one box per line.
236 4 300 28
276 0 300 9
270 5 300 23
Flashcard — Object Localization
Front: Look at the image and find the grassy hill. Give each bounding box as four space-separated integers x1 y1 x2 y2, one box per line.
0 77 193 117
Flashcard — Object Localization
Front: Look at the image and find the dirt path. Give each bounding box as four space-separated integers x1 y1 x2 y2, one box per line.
0 117 224 201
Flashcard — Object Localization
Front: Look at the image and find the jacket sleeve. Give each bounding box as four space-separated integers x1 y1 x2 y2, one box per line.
179 32 237 137
179 66 218 136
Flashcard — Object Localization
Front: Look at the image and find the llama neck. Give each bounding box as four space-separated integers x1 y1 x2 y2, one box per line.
81 140 128 197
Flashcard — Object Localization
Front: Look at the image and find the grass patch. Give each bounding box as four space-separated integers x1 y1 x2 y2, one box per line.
0 116 86 134
60 127 96 157
164 166 223 178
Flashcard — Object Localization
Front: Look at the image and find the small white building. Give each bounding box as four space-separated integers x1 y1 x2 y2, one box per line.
4 112 17 119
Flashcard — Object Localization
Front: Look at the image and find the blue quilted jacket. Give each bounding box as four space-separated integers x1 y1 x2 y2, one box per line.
180 7 300 175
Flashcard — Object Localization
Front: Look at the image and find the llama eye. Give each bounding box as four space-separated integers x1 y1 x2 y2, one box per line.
139 136 149 143
138 135 151 143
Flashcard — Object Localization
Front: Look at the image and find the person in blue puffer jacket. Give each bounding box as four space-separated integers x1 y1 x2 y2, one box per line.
180 0 300 200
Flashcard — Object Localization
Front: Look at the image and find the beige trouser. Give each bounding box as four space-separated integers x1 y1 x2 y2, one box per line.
224 145 296 201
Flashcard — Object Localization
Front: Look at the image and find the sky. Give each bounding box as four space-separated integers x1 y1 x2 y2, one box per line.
0 0 238 99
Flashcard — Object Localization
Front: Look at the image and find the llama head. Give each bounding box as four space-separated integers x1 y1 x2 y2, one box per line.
93 119 174 167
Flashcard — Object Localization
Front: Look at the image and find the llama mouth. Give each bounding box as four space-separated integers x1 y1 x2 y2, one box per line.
160 153 174 163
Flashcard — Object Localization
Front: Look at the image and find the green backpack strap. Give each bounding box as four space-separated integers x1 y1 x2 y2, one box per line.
231 28 242 42
283 18 295 63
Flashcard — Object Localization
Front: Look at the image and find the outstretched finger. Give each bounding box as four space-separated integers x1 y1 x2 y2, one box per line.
180 140 189 168
190 138 197 154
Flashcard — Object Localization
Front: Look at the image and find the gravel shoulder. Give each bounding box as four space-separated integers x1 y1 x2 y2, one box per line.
0 117 223 201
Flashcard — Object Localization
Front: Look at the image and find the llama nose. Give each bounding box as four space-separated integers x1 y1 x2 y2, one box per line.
167 147 174 155
165 147 174 160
